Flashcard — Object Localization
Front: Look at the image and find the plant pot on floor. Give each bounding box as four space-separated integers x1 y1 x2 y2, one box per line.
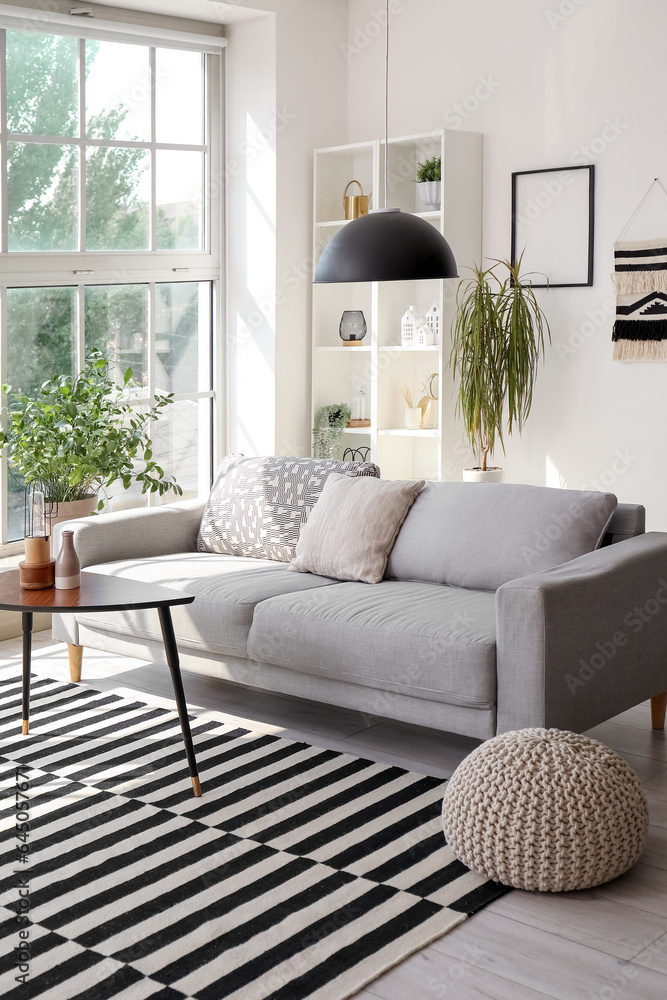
417 181 441 211
463 468 504 484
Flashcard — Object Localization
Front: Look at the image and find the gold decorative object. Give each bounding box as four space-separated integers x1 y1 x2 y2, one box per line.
343 180 372 220
418 369 439 428
417 395 432 427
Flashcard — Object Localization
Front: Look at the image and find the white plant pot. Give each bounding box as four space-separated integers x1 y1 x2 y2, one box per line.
463 467 504 484
417 181 441 211
405 407 422 430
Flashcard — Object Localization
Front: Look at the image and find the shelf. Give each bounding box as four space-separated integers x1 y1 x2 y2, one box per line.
317 141 376 156
383 131 444 148
318 213 439 227
316 345 371 353
313 130 481 480
316 219 352 228
379 345 439 353
378 428 439 438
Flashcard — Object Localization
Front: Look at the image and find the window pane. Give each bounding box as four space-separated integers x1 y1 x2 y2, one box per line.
6 30 78 136
6 286 77 540
8 143 78 251
85 285 149 389
85 41 151 141
155 282 211 394
86 146 149 250
7 478 27 542
155 49 204 145
156 150 203 250
152 398 211 500
6 287 76 397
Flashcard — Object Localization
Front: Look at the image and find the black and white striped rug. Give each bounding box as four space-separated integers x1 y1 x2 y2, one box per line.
0 675 508 1000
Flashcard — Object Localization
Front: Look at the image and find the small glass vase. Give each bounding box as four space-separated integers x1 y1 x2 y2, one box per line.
348 388 370 428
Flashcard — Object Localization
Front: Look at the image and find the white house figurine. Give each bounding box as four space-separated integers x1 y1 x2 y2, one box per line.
416 324 434 347
425 302 442 343
401 307 430 347
401 307 418 346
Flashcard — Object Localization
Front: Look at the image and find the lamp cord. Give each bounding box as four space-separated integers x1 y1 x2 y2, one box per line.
384 0 389 209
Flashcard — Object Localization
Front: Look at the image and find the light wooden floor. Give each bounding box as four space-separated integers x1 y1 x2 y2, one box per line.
3 631 667 1000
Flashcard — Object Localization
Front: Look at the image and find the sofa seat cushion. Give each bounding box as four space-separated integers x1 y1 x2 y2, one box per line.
76 553 340 658
247 581 497 709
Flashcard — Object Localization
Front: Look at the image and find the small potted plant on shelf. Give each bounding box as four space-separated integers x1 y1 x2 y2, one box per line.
449 255 550 483
416 155 441 211
0 351 182 532
313 403 351 460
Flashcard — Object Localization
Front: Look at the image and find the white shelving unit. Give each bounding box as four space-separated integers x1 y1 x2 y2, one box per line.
311 130 482 481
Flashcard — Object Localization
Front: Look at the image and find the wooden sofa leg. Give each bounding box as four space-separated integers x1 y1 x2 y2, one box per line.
650 692 667 731
68 644 83 683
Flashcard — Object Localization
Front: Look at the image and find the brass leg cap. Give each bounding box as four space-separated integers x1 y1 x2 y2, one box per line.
191 776 202 797
22 720 29 736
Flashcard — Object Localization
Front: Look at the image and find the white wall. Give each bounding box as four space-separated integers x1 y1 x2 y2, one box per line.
347 0 667 527
226 12 277 457
224 0 349 457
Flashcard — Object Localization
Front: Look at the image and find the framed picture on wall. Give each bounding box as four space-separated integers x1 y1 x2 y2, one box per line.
511 164 595 287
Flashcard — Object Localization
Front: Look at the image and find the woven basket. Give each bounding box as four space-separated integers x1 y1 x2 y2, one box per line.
442 728 649 892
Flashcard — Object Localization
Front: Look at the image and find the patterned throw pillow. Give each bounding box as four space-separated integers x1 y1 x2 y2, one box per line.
197 455 381 562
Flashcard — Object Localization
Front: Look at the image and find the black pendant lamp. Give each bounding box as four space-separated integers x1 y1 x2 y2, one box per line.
314 2 457 284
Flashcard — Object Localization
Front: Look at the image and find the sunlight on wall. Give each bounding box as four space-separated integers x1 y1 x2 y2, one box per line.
246 110 277 324
546 454 567 489
246 193 276 335
230 313 275 455
246 111 277 226
236 112 277 454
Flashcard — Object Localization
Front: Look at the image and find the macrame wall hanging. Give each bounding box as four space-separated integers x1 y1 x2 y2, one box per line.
612 178 667 361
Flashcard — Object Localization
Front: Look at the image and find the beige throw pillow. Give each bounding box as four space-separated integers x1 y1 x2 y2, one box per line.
290 474 425 584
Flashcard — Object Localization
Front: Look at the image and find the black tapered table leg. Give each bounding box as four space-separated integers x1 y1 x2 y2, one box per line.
21 612 33 735
157 605 202 797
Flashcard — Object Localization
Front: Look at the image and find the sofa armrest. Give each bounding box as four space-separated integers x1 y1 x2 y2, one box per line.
496 532 667 734
52 498 205 569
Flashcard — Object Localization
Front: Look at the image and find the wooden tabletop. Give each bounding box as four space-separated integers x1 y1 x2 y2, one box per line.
0 569 195 614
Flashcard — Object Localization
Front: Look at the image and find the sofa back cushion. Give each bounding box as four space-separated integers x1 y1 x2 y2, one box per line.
385 482 618 591
197 455 380 562
600 502 645 546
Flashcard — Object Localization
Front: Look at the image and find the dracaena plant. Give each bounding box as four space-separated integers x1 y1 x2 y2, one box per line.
449 255 550 471
0 351 182 511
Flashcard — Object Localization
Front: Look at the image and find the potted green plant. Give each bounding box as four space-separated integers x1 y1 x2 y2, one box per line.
0 351 182 532
449 256 550 482
416 155 441 211
313 403 351 460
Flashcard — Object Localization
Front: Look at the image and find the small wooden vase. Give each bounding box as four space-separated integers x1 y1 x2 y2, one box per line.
20 536 55 590
55 530 81 590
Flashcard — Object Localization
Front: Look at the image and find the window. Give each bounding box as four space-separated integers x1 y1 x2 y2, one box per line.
0 19 223 547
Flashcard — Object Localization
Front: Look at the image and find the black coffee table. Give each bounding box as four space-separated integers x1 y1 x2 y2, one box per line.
0 569 202 797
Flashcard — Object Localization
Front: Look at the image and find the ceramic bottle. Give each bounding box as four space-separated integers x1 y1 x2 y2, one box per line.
55 530 81 590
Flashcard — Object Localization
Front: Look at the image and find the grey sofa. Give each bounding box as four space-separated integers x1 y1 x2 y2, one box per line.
52 476 667 741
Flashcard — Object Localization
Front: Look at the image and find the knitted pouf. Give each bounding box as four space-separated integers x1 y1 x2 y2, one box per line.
442 728 649 892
